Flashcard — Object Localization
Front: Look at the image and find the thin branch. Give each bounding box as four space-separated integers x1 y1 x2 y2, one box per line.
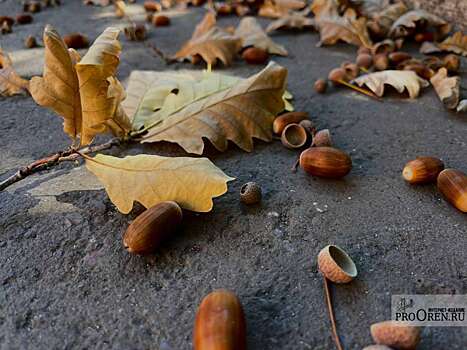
323 275 344 350
336 79 382 102
0 138 121 192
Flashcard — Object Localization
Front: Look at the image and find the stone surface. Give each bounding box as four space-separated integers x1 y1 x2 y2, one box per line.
1 1 466 349
410 0 467 31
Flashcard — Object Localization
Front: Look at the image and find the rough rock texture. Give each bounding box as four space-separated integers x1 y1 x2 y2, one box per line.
410 0 467 31
0 1 466 350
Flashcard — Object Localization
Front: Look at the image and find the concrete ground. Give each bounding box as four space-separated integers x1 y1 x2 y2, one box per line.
0 1 466 349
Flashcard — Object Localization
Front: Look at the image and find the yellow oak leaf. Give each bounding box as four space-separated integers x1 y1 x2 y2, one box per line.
354 70 429 99
430 68 460 110
85 153 234 213
0 49 29 97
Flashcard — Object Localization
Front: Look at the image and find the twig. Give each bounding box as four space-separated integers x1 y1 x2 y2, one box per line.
0 138 121 192
336 79 382 102
323 275 344 350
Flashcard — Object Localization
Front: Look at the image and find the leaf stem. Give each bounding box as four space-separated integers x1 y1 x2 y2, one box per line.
337 79 382 102
323 275 344 350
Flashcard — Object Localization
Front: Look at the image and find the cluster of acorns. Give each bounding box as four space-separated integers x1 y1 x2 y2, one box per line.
402 157 467 213
274 111 353 179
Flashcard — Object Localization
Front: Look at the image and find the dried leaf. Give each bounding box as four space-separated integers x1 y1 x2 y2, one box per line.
30 26 131 146
316 8 372 47
357 0 391 17
367 2 408 34
258 0 306 19
266 10 315 33
420 32 467 57
457 100 467 113
389 10 450 39
0 49 29 96
128 62 287 154
173 12 241 66
430 68 460 110
235 17 288 56
86 153 234 213
311 0 338 19
354 70 429 98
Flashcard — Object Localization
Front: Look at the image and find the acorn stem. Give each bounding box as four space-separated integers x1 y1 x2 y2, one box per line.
323 275 344 350
337 79 382 101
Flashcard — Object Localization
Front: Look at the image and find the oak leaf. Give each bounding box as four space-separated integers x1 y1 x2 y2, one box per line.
420 32 467 57
266 9 315 33
172 12 241 66
0 49 29 96
389 10 450 39
235 17 288 56
259 0 306 19
30 26 131 146
353 70 429 99
366 2 408 35
86 153 234 213
430 68 460 110
125 62 288 154
310 0 338 19
457 100 467 113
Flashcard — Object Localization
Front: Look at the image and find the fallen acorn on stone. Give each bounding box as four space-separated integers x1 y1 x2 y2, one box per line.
16 14 33 25
299 147 352 179
311 128 332 147
193 289 247 350
123 201 183 254
370 321 420 350
124 24 146 41
153 15 170 27
363 345 395 350
242 47 269 65
63 33 89 49
437 169 467 212
402 157 444 184
281 123 307 149
273 112 309 135
240 182 262 205
314 78 327 93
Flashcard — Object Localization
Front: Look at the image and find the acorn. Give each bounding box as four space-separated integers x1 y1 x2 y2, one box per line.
153 15 170 27
193 290 247 350
314 78 327 93
374 53 389 71
299 119 315 137
437 169 467 212
123 201 183 254
414 32 434 43
144 0 161 12
328 67 347 83
341 61 359 80
317 245 357 283
363 346 395 350
443 54 460 73
16 14 33 25
388 52 412 65
192 0 206 6
24 35 38 48
242 47 268 64
402 63 434 80
240 182 262 205
63 33 89 49
356 53 373 69
372 39 395 56
402 157 444 184
281 123 307 149
357 46 371 55
124 24 146 41
24 1 42 13
370 321 420 350
215 3 233 16
273 111 308 135
311 129 332 147
299 147 352 179
0 16 15 26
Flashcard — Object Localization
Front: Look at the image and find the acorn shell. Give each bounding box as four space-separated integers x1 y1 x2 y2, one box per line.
299 147 352 179
193 289 246 350
273 112 309 135
437 169 467 212
281 123 307 149
402 157 444 184
318 245 357 283
370 321 420 350
312 129 332 147
123 201 183 254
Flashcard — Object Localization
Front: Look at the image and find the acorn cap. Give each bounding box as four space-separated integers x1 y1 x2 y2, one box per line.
402 157 444 184
437 169 467 212
281 123 307 149
240 182 262 205
317 245 357 283
273 112 309 134
370 321 420 350
312 129 332 147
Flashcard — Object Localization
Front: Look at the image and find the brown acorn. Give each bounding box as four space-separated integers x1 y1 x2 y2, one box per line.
63 33 89 49
328 67 347 83
370 321 420 350
403 63 434 80
124 24 146 41
24 35 38 48
144 0 161 12
372 39 395 56
24 1 42 13
299 147 352 179
357 46 371 55
273 112 308 135
341 61 359 80
1 22 12 34
153 15 170 27
123 201 183 254
314 78 327 93
363 346 395 350
0 16 15 26
215 3 233 16
311 129 332 147
374 53 389 71
443 54 460 73
281 123 307 149
356 53 373 69
402 157 444 184
437 169 467 212
317 245 357 283
191 0 206 6
414 32 434 43
388 52 411 65
242 47 268 64
194 289 246 350
240 182 262 205
16 14 33 25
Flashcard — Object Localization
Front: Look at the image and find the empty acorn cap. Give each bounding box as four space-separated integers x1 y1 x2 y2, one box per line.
317 245 357 283
281 123 307 149
370 321 420 350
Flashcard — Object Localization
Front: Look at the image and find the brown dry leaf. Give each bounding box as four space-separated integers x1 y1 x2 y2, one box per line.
367 2 408 35
316 8 372 47
0 49 29 96
114 0 126 17
457 100 467 113
135 62 287 154
430 68 460 110
235 17 288 56
86 153 234 213
259 0 306 19
389 9 450 39
354 70 429 98
266 9 315 33
420 32 467 57
173 12 241 66
358 0 391 17
310 0 338 19
30 26 130 146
